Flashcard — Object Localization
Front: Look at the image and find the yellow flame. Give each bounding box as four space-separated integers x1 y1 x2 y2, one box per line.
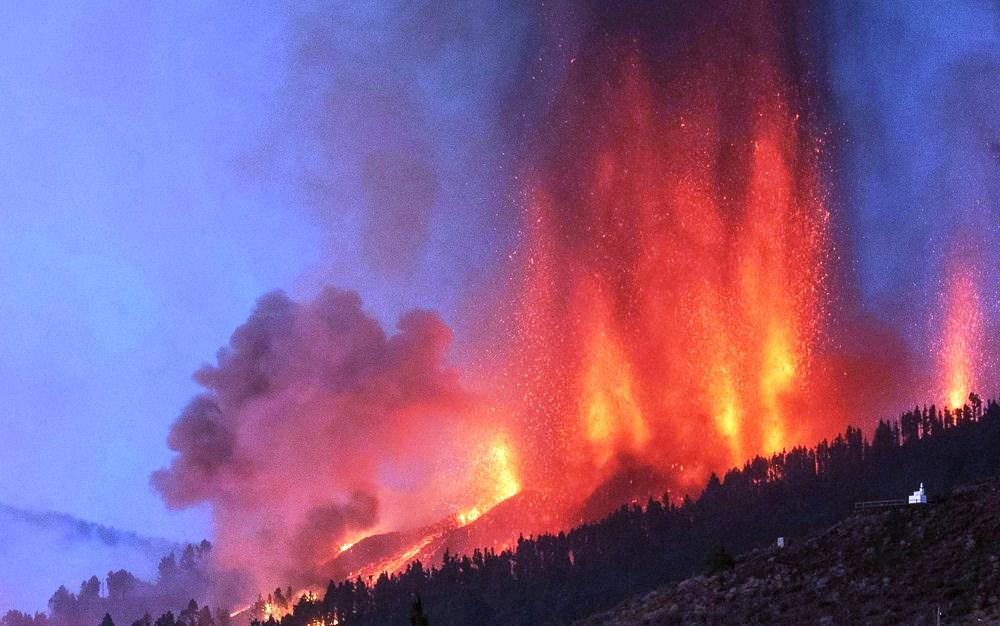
338 540 356 554
582 321 649 466
760 324 795 451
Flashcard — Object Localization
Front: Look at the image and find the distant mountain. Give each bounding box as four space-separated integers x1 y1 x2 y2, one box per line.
579 480 1000 624
0 504 177 614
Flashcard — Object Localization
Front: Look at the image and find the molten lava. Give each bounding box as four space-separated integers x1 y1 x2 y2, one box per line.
456 435 521 526
500 3 834 502
940 261 982 408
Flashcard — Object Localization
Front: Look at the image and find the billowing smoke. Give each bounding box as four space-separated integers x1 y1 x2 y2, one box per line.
153 288 487 592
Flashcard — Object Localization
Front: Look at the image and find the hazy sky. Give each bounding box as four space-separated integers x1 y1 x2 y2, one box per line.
0 0 529 545
0 3 311 541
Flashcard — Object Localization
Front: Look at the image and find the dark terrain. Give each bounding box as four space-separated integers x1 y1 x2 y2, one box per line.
580 481 1000 624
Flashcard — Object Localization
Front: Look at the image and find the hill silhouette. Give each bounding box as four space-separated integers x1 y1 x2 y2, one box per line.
580 479 1000 624
238 397 1000 625
6 396 1000 626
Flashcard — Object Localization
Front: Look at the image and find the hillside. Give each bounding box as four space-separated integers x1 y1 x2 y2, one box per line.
223 401 1000 625
8 400 1000 626
580 481 1000 625
0 504 177 614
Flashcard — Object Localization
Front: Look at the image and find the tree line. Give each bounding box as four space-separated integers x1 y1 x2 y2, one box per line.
251 397 1000 624
2 542 218 626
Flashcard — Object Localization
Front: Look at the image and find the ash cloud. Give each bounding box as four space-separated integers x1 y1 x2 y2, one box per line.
359 149 438 276
263 1 537 313
152 287 472 592
291 494 378 564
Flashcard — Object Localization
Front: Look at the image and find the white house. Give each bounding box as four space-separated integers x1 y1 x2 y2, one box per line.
908 483 927 504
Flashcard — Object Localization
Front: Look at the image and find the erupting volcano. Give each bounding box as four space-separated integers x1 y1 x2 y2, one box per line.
142 0 997 613
11 1 1000 624
497 3 834 511
149 2 852 599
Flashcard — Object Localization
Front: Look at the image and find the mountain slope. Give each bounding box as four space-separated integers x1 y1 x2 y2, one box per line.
579 481 1000 625
0 504 177 614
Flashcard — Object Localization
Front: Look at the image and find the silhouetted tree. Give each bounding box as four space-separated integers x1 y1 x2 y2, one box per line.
106 571 137 601
157 555 178 583
408 596 429 626
178 601 198 626
48 587 76 618
79 578 101 603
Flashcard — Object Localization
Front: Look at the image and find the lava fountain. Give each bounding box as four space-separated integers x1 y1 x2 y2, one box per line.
498 3 835 506
939 259 983 409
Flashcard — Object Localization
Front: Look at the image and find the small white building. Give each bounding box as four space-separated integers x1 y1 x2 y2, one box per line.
908 483 927 504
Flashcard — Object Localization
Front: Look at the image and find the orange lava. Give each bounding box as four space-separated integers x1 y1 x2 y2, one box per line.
500 4 833 501
456 433 521 525
940 262 982 408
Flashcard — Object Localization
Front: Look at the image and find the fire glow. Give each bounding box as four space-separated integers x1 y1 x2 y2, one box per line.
499 5 832 504
154 3 995 607
941 262 983 409
456 436 520 526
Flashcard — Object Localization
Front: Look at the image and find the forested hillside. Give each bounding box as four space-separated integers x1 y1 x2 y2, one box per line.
250 398 1000 625
6 398 1000 626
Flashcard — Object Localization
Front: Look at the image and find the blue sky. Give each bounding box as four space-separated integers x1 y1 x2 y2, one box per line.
826 0 1000 326
0 3 317 541
0 1 530 545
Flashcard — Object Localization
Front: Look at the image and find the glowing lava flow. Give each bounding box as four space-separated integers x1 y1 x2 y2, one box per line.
324 432 524 584
940 262 982 408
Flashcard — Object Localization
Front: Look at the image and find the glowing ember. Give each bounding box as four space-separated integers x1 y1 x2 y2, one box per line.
580 290 650 468
456 434 521 526
337 540 357 554
455 507 482 526
940 261 982 408
501 4 832 500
